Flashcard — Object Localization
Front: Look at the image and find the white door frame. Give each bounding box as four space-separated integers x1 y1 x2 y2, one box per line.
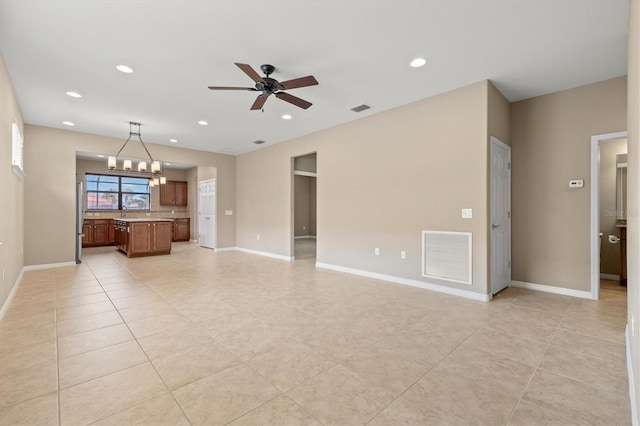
198 178 216 249
590 131 627 300
490 136 511 295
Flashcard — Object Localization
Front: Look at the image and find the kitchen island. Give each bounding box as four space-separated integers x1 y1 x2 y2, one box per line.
113 218 173 258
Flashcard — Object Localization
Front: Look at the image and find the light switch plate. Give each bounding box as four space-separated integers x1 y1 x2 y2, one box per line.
225 210 233 216
569 179 584 188
461 208 473 219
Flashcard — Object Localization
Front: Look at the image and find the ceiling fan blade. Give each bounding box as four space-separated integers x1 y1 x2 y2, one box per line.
208 86 257 91
250 94 269 110
278 76 319 90
235 63 264 83
275 92 312 109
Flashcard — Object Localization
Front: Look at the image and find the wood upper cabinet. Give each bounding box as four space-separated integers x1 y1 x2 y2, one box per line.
160 181 188 206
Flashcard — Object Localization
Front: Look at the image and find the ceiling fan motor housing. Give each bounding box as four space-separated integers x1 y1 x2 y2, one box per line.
260 64 275 76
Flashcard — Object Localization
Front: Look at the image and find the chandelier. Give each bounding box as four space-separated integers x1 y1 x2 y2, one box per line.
107 122 166 187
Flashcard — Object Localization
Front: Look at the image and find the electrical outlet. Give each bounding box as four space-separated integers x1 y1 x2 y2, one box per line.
569 179 584 188
461 208 473 219
374 247 380 256
256 234 260 240
401 251 406 259
225 210 233 216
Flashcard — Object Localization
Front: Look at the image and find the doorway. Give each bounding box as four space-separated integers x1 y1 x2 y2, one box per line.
490 137 511 295
591 132 628 300
292 153 317 260
198 179 216 249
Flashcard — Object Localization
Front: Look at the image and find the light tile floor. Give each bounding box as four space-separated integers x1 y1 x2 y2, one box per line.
0 244 631 425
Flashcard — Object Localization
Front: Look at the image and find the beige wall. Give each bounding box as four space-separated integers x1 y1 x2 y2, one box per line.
0 52 25 313
510 77 627 291
626 0 639 420
487 81 511 146
24 125 236 265
294 175 314 237
294 153 317 173
599 138 627 275
237 81 492 295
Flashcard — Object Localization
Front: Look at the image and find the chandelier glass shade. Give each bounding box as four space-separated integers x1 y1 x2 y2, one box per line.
107 122 166 185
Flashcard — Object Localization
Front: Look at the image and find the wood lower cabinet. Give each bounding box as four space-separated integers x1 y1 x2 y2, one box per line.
115 219 172 257
82 219 111 247
172 218 190 242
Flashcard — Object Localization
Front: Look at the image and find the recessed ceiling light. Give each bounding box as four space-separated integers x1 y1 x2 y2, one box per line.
410 58 426 68
62 121 75 126
66 91 82 98
116 65 134 73
96 154 105 158
198 120 208 126
169 138 178 143
282 114 292 120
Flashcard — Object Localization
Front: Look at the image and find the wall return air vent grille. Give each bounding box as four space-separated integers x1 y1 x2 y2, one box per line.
422 231 472 285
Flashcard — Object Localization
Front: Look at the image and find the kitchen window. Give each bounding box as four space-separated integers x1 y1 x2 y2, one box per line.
86 174 150 210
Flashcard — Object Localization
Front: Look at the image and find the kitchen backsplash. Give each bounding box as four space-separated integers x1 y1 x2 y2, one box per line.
84 209 190 219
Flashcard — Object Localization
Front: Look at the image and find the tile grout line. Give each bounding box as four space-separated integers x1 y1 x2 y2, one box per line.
83 258 194 426
505 303 572 423
54 273 62 426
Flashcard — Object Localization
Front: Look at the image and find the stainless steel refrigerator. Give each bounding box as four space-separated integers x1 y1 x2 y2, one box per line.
75 182 84 263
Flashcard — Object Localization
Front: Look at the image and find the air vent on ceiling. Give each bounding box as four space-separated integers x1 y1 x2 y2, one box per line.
253 140 266 145
350 104 372 113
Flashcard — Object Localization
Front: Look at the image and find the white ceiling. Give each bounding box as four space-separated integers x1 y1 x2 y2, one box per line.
0 0 629 156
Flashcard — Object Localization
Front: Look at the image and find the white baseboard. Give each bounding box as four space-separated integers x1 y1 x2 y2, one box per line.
294 235 317 240
23 261 76 271
316 262 489 302
214 247 237 252
627 325 639 426
0 267 24 322
600 273 621 281
235 247 293 261
510 280 593 300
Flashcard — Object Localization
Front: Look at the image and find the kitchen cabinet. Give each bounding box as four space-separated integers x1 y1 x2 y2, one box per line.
160 181 188 206
114 219 172 257
82 219 110 247
172 218 190 242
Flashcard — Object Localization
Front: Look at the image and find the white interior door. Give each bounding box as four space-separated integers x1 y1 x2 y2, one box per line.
198 179 216 249
490 137 511 294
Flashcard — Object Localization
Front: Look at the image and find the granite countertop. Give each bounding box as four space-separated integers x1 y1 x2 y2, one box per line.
113 218 175 223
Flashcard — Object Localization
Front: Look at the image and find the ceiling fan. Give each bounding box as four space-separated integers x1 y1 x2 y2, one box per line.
208 63 318 111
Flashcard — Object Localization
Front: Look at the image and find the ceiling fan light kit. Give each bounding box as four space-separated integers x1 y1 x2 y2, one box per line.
208 62 318 111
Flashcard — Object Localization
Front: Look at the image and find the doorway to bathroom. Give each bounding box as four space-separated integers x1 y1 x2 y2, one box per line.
292 153 317 261
591 131 628 300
